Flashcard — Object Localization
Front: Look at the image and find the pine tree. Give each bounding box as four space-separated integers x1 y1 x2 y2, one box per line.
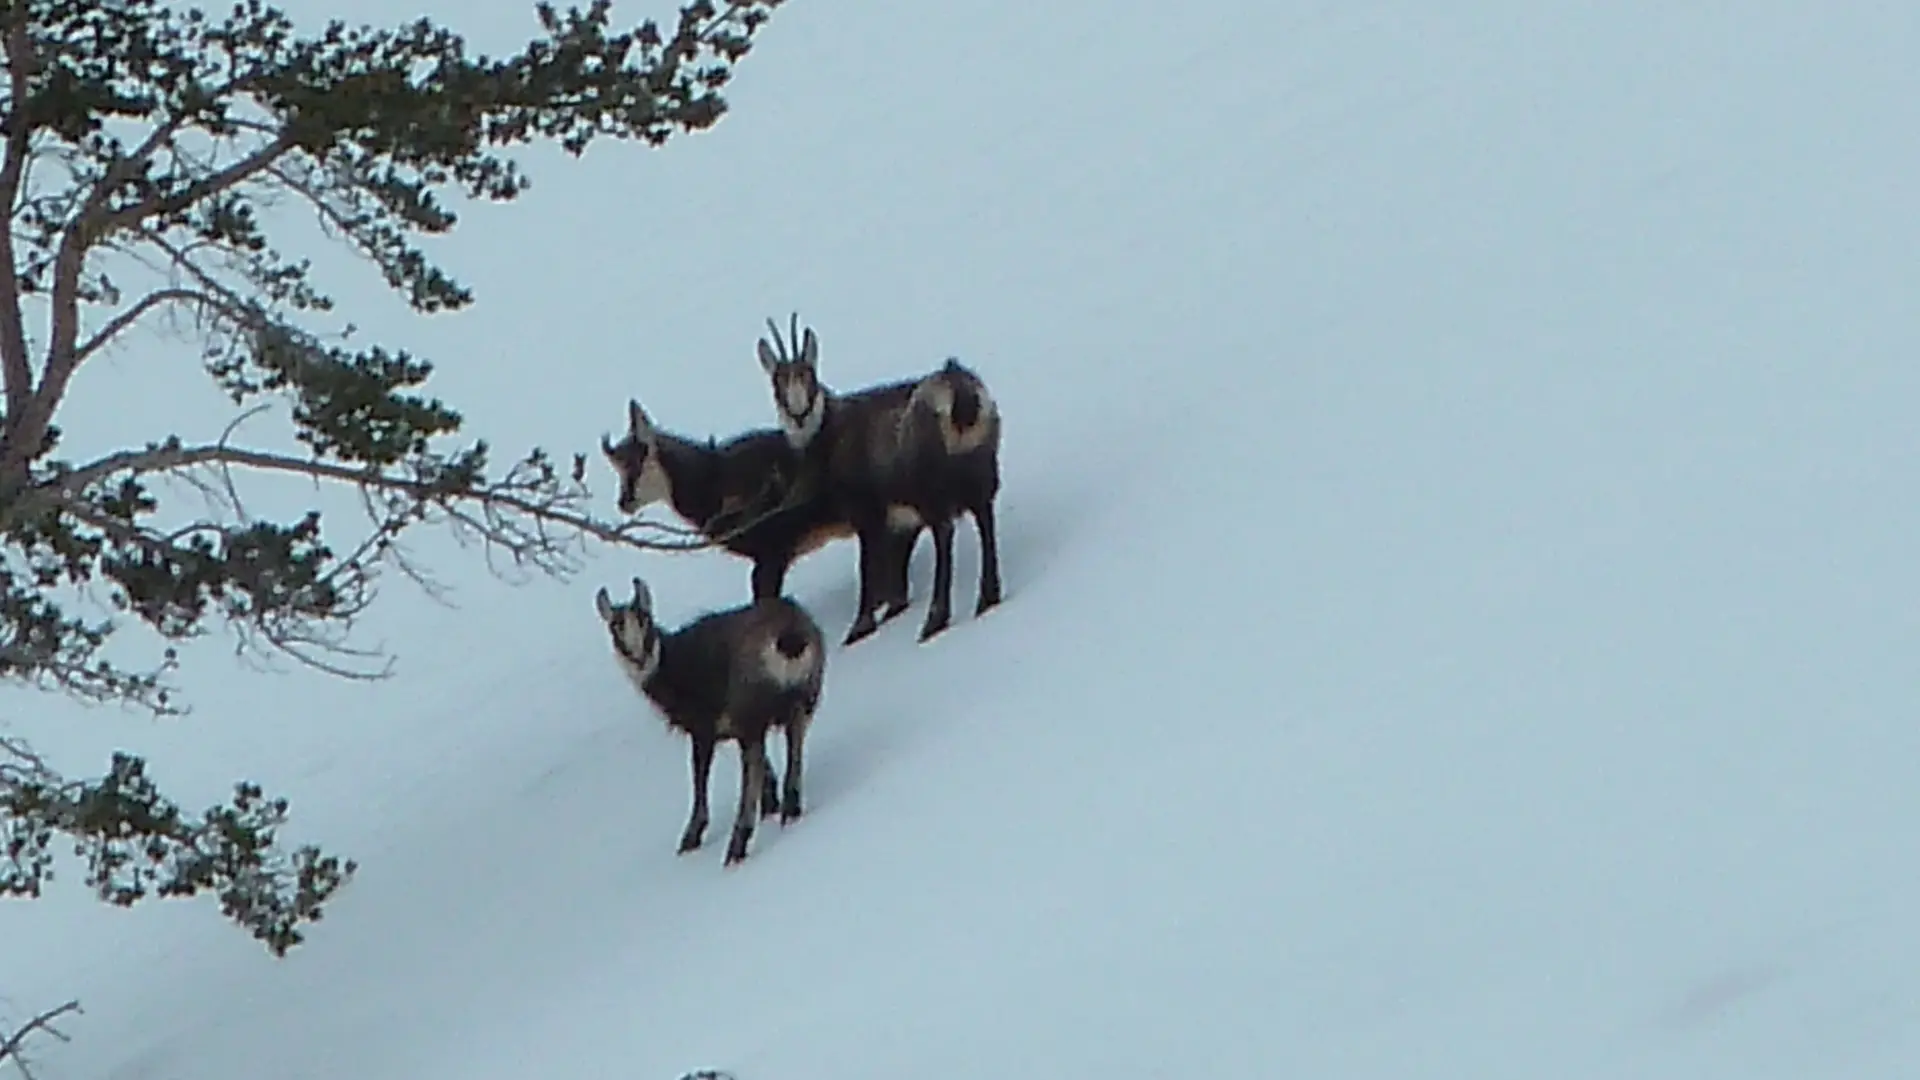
0 0 785 956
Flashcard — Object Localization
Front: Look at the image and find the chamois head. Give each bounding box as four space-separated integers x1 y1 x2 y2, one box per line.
595 576 661 684
757 312 825 448
600 399 674 514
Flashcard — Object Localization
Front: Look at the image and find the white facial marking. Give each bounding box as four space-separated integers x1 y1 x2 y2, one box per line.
779 387 826 448
608 609 660 693
781 378 812 419
618 452 673 513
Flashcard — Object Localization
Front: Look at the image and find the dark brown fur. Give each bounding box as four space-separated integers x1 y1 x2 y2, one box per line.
601 398 856 602
758 315 1004 645
596 576 827 866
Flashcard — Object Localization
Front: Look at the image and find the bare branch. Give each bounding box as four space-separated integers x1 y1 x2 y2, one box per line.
0 999 82 1080
130 227 262 321
225 603 394 682
5 425 738 685
71 287 219 364
48 440 709 549
266 159 358 243
0 735 58 788
206 402 274 521
5 425 730 688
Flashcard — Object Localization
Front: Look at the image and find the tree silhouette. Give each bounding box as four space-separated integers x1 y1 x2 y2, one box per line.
0 0 786 954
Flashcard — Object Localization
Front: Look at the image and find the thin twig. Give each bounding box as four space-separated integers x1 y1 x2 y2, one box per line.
0 735 59 787
36 440 709 547
0 999 82 1080
71 286 218 363
209 401 273 519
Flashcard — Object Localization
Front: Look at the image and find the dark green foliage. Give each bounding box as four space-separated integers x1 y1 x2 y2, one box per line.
1 740 354 956
0 0 783 952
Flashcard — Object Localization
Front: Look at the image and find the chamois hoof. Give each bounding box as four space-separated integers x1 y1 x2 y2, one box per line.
724 829 753 866
975 586 1003 617
843 616 880 646
917 609 951 643
780 796 804 825
880 598 911 623
677 829 706 855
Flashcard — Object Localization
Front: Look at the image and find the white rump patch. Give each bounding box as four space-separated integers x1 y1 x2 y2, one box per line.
761 635 817 688
886 505 923 530
912 376 998 454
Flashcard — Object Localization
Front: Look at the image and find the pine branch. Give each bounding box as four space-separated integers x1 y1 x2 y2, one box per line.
0 743 358 954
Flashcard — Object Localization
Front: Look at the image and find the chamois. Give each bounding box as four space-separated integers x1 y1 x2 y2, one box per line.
601 398 855 603
756 314 1004 645
595 575 826 866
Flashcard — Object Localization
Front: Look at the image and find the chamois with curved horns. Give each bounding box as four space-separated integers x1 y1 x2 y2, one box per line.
756 313 1004 645
595 575 827 865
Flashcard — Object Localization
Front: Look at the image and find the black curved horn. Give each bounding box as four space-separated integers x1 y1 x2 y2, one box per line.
763 315 790 364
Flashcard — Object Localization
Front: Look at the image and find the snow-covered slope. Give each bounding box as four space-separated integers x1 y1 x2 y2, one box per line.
10 2 1920 1078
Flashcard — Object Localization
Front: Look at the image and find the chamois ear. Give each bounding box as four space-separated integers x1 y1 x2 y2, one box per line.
799 327 818 368
627 398 653 438
594 586 615 622
757 338 781 376
630 576 654 614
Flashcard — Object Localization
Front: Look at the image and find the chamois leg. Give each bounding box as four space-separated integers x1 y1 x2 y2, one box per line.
780 708 811 824
759 741 782 819
878 524 919 622
679 735 716 854
749 554 792 601
971 496 1003 616
918 515 958 643
843 514 892 646
725 729 768 866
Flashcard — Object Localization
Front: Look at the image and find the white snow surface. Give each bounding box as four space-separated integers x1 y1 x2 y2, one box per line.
8 2 1920 1078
